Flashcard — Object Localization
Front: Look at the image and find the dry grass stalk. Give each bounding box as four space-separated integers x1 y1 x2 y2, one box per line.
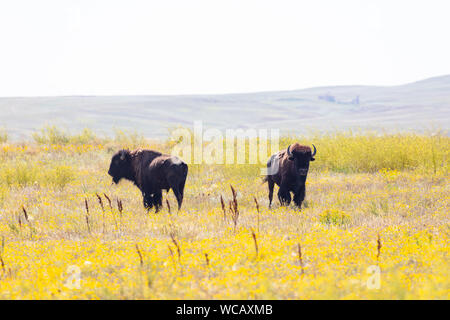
377 233 382 262
230 185 238 212
96 193 105 212
254 196 260 233
116 198 124 235
22 206 29 222
84 198 91 234
0 236 5 274
135 244 144 267
103 193 118 232
103 193 112 209
170 231 181 263
254 196 260 213
220 195 226 221
117 199 123 216
168 245 175 263
251 228 259 258
96 193 106 233
85 214 91 234
204 253 210 267
229 185 240 231
21 206 34 240
0 254 5 274
84 198 89 214
297 243 304 275
166 199 171 214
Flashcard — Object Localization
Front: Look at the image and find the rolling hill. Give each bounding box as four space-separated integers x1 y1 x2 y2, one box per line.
1 75 449 140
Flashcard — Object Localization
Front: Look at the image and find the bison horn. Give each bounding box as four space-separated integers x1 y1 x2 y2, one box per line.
287 145 294 159
311 144 317 157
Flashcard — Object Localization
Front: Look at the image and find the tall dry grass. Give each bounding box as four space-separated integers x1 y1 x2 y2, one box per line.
281 131 448 174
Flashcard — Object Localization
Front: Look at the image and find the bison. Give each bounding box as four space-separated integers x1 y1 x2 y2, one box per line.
265 143 316 208
108 149 188 212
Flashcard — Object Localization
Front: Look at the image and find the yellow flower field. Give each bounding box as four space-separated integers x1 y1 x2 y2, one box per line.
0 131 448 299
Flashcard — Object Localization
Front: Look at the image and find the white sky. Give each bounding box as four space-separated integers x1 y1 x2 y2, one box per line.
0 0 449 96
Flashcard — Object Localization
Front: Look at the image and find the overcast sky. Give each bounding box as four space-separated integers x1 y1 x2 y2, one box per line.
0 0 449 96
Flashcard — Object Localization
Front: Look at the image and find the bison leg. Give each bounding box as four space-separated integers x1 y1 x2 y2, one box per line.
168 172 187 210
177 176 187 210
172 178 186 210
278 186 291 206
293 185 305 209
267 178 275 208
172 186 184 210
143 193 154 210
153 190 163 213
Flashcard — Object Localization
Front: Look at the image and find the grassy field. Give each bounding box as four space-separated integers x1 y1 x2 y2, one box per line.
0 128 448 299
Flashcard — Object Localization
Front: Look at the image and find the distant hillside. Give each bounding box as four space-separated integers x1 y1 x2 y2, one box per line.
1 75 449 140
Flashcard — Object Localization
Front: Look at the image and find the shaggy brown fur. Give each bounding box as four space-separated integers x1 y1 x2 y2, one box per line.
108 149 188 212
265 143 316 208
289 143 312 154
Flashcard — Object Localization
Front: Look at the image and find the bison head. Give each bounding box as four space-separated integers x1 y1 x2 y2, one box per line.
108 149 133 184
286 143 316 176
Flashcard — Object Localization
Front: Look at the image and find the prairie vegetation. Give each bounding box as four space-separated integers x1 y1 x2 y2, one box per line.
0 127 448 299
0 128 7 144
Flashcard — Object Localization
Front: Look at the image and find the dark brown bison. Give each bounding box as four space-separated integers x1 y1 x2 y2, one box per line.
265 143 316 208
108 149 188 212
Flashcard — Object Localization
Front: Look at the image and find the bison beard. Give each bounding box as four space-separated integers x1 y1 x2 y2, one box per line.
265 143 316 209
108 149 188 213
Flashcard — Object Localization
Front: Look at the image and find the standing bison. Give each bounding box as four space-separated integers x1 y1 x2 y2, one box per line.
265 143 316 208
108 149 188 212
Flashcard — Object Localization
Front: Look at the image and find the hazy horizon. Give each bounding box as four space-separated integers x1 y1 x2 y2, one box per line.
0 73 449 99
